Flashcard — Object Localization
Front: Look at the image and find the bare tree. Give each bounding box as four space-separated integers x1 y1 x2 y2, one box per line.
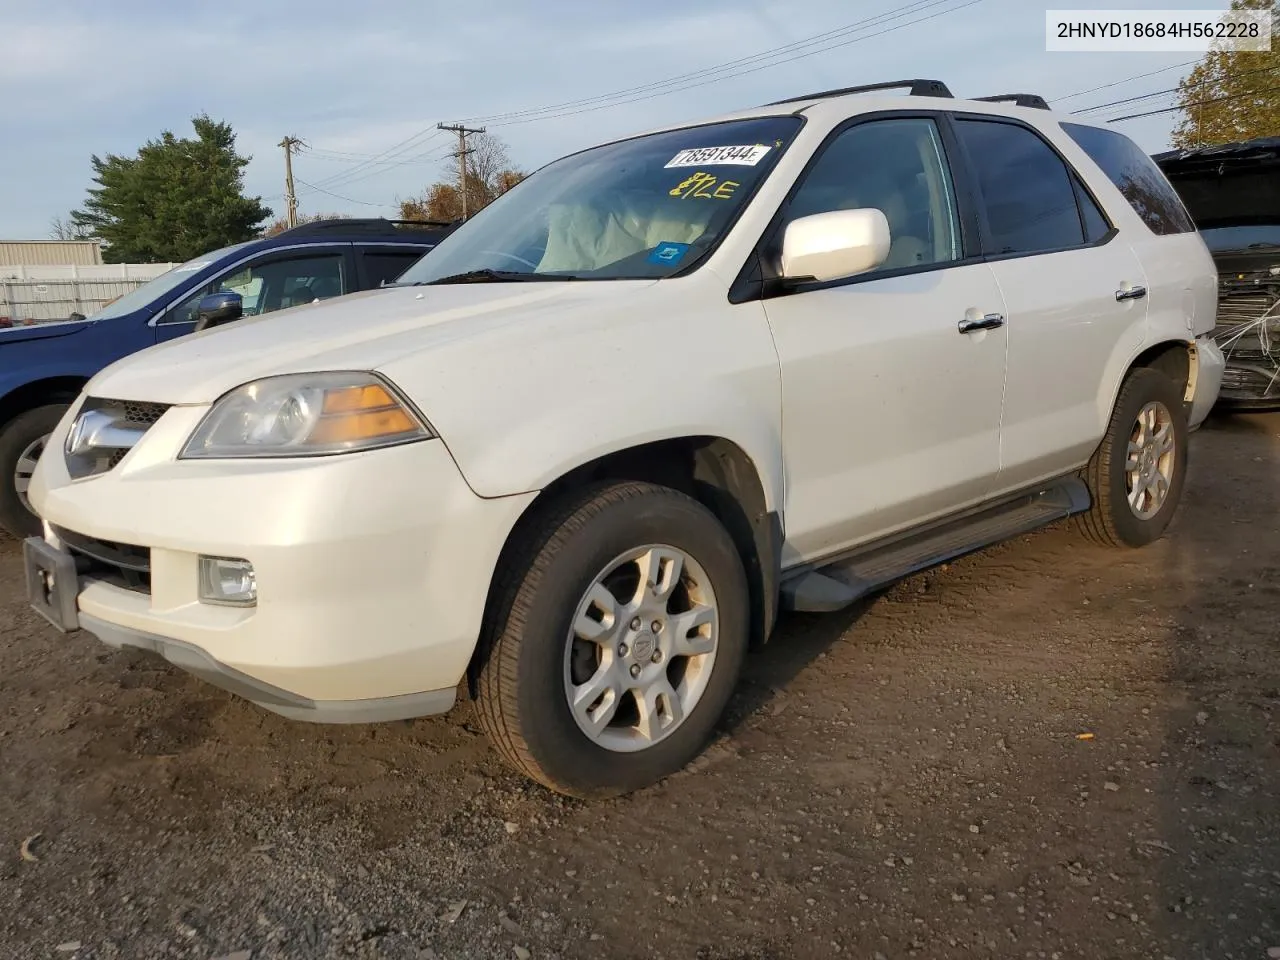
400 132 526 223
49 215 94 241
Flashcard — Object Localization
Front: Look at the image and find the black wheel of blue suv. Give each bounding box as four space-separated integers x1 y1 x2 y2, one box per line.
0 404 66 539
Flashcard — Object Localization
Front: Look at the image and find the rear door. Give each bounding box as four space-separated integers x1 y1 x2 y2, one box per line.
1061 121 1217 342
356 245 432 290
950 115 1151 493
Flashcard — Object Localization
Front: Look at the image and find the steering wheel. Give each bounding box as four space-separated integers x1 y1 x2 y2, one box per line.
478 249 539 270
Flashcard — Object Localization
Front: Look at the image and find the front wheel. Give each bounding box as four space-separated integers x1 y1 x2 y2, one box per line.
1077 367 1188 548
0 404 67 539
475 481 749 798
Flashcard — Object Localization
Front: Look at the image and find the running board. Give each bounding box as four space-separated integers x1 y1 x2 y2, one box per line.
781 478 1090 613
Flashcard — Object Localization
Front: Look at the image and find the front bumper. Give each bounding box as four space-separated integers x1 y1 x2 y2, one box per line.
26 539 453 722
1189 335 1226 428
27 402 536 721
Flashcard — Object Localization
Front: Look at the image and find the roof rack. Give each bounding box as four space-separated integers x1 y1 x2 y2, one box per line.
974 93 1050 111
767 79 953 106
276 217 456 238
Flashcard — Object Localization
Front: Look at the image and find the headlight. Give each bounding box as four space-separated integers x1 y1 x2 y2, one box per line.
180 371 433 459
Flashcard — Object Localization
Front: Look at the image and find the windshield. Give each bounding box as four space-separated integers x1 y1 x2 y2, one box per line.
87 241 253 320
1199 223 1280 253
397 116 803 284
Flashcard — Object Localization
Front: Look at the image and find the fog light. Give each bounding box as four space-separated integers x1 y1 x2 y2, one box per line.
198 556 257 606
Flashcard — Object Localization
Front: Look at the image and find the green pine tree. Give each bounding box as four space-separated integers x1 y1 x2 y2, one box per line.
1171 0 1280 148
71 115 272 262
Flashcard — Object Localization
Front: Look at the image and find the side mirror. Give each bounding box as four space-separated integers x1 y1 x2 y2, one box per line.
780 208 891 284
193 291 243 332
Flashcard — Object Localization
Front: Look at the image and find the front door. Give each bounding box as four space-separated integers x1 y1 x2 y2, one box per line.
759 115 1009 563
154 245 354 342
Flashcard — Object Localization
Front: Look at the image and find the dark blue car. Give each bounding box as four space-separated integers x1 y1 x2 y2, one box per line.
0 218 450 537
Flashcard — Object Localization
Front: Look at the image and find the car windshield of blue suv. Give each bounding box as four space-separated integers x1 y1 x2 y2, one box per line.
87 241 252 320
395 116 803 284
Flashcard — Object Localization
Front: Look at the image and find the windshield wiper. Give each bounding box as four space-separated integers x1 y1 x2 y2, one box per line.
1247 242 1280 249
418 269 574 285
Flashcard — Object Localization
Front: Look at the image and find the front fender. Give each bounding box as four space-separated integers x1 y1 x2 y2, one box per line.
452 390 785 514
379 283 786 511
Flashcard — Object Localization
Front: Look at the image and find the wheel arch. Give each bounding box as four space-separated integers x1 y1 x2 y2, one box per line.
0 376 88 430
466 435 782 699
1102 338 1195 427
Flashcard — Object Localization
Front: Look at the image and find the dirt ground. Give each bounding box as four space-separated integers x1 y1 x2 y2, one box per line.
2 412 1278 960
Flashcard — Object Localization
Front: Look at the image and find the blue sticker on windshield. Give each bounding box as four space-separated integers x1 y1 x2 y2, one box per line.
649 241 690 266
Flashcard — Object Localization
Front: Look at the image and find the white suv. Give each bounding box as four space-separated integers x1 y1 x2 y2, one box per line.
24 80 1223 798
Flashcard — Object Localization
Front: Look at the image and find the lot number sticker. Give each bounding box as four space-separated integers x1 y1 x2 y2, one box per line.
665 144 771 168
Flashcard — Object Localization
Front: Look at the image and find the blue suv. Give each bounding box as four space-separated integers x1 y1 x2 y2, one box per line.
0 218 450 537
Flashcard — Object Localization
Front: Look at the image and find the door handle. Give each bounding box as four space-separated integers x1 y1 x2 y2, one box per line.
1116 285 1147 302
958 313 1005 334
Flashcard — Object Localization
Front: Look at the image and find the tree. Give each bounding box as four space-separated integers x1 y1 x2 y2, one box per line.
49 216 94 241
398 131 526 222
261 211 352 237
1171 0 1280 148
70 115 272 263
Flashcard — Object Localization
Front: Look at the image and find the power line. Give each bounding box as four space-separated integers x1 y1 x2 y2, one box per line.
1048 60 1198 105
303 151 448 168
303 0 979 187
294 178 389 207
1107 83 1280 123
309 128 446 190
485 0 986 128
305 144 455 193
462 0 962 126
1071 63 1280 116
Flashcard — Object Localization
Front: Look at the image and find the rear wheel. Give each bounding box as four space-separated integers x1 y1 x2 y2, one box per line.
0 404 67 539
475 481 749 798
1077 367 1188 548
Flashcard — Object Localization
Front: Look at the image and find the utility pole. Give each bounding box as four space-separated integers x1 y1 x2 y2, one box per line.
437 123 485 220
278 136 304 228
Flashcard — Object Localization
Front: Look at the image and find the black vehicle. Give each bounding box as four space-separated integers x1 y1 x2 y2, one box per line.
1155 138 1280 410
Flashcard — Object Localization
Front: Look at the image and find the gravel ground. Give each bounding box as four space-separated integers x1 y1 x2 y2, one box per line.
2 412 1278 960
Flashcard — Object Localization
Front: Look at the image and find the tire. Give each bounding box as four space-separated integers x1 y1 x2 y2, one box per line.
475 481 749 799
1077 367 1188 548
0 404 67 539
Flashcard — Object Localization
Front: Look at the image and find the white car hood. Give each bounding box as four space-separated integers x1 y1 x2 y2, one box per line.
86 281 657 404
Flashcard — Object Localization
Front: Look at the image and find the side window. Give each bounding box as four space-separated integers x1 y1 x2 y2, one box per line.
955 119 1086 256
1060 122 1195 235
162 253 347 325
363 250 427 288
785 117 962 274
1076 180 1112 243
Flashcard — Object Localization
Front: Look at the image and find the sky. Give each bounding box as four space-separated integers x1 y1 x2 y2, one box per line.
0 0 1225 241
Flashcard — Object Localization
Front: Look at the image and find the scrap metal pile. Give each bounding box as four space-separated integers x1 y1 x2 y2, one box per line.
1156 137 1280 409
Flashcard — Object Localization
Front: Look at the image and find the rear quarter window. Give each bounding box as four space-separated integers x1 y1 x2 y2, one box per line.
1060 122 1195 236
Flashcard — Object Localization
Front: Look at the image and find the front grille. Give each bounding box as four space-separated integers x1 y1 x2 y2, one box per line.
53 525 151 594
121 400 170 426
65 397 172 481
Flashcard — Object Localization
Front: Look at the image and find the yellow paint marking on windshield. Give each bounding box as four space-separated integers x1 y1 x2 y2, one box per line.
669 172 740 200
